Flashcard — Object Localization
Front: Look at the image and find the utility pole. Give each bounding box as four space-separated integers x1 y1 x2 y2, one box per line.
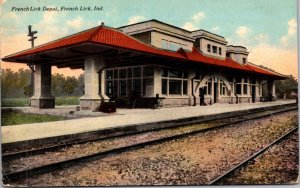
27 25 37 99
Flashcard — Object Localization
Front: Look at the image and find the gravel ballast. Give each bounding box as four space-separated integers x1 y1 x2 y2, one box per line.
13 111 298 186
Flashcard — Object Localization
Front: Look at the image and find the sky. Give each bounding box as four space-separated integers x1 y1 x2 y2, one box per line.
0 0 298 78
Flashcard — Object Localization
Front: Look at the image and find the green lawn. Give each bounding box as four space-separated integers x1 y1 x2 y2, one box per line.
1 98 30 107
1 97 79 107
1 111 66 126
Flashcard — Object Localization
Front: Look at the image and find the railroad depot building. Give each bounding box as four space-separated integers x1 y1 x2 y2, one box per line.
3 20 286 110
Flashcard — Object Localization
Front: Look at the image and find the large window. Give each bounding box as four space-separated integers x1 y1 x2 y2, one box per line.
161 68 188 95
161 39 189 51
105 66 154 98
203 79 212 95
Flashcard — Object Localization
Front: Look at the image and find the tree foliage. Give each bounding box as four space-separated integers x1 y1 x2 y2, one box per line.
275 75 298 95
1 69 84 98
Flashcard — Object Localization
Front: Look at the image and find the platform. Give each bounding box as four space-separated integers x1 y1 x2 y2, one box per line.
1 100 296 145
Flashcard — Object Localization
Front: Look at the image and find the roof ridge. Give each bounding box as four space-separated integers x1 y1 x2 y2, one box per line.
246 62 287 78
4 26 100 59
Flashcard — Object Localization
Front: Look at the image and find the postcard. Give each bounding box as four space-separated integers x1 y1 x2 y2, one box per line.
0 0 298 186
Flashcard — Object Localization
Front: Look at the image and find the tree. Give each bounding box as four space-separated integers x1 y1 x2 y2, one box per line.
1 68 31 98
275 75 298 97
63 76 78 96
51 73 66 96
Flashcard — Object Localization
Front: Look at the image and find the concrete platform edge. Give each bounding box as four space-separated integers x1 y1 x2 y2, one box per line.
2 103 296 152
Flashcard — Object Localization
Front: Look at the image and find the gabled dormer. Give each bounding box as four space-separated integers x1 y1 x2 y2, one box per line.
226 45 249 65
191 30 228 59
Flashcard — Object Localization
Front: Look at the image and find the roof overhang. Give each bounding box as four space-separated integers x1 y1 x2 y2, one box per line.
2 25 286 80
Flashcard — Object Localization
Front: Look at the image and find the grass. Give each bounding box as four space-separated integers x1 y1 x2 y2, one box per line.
1 98 30 107
1 96 79 107
55 96 79 106
1 111 66 126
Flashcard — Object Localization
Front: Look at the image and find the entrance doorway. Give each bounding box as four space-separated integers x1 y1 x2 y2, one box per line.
252 85 256 103
213 83 218 103
199 88 205 105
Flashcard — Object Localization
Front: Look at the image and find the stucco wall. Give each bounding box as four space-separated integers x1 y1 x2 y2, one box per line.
131 32 151 44
151 31 193 51
199 38 226 59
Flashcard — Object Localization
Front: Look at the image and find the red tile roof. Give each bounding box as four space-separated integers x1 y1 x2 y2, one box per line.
3 25 285 79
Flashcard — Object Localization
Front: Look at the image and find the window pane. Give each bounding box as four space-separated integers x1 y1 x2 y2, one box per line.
143 66 154 77
236 84 241 94
183 80 188 95
113 80 118 97
236 76 242 83
106 70 113 79
162 40 168 49
133 67 141 77
219 47 222 55
113 69 118 79
169 41 180 51
106 81 113 97
133 79 141 96
207 44 211 52
161 69 168 77
207 82 212 95
169 70 181 78
162 79 167 94
243 84 248 94
127 79 132 94
119 69 126 78
143 78 153 96
127 68 132 78
212 46 217 53
119 80 126 96
169 80 181 94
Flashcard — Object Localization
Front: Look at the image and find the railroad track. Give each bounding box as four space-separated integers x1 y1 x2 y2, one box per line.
2 103 298 184
208 126 299 185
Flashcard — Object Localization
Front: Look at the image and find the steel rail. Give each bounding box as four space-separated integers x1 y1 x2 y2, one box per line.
208 126 299 185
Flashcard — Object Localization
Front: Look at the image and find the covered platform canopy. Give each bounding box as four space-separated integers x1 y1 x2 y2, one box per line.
3 24 285 79
2 24 286 110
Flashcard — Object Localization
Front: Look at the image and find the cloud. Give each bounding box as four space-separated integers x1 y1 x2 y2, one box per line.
254 34 269 43
183 22 197 31
0 0 7 5
211 26 220 33
236 26 250 37
280 18 297 48
191 12 205 22
182 11 205 31
249 43 298 78
288 18 297 35
127 16 146 25
67 16 84 30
